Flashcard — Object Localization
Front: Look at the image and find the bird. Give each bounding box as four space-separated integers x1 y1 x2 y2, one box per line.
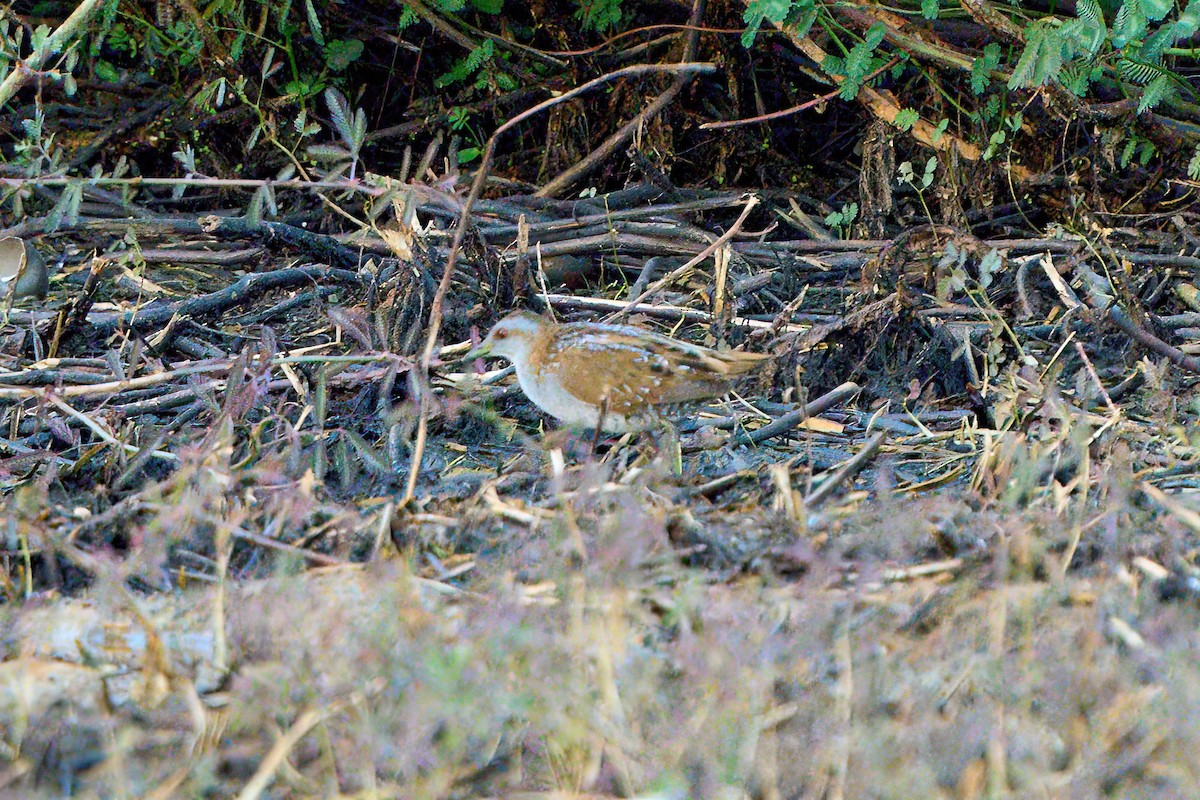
0 236 49 301
464 310 770 434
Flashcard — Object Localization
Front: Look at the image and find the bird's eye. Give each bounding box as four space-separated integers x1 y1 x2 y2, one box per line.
494 329 509 340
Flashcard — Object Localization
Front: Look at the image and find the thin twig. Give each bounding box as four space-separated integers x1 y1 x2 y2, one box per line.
1110 304 1200 374
804 430 886 506
607 194 760 322
735 382 862 445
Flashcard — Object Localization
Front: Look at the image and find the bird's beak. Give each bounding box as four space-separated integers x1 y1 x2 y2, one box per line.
462 334 493 362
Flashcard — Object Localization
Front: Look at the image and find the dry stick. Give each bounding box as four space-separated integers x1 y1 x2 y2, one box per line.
545 292 805 332
1073 340 1119 416
0 351 389 402
736 381 862 445
0 175 386 194
92 264 365 335
404 61 717 504
804 430 886 506
0 362 230 401
607 194 760 323
484 194 747 237
536 0 709 198
0 0 108 107
1110 304 1200 374
700 57 899 130
235 707 324 800
45 395 178 462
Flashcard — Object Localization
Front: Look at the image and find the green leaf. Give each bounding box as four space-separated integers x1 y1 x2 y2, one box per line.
325 88 355 146
397 5 419 30
978 248 1003 290
1119 135 1138 167
971 43 1001 94
742 0 794 47
574 0 622 33
1137 73 1175 112
1141 0 1173 21
932 117 949 144
983 95 1001 121
1174 0 1200 39
836 22 888 100
1072 0 1108 53
1187 145 1200 180
325 39 363 71
304 0 325 47
921 0 940 20
1137 138 1156 164
1059 62 1094 95
307 144 352 162
1113 0 1149 47
435 38 494 88
340 429 392 476
893 108 919 131
457 146 482 164
95 60 119 84
46 183 82 232
1008 24 1064 89
470 0 504 11
1118 56 1162 83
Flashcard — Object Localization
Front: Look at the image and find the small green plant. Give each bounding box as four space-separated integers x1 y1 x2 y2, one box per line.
824 202 859 237
575 0 623 33
435 38 517 92
827 22 889 100
1188 144 1200 179
1119 129 1158 166
305 88 367 180
898 157 937 224
982 111 1023 161
447 107 485 163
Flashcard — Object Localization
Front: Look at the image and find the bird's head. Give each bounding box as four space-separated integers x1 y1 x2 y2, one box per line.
464 310 548 365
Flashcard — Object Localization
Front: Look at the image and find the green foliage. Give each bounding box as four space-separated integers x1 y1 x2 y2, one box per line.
982 112 1022 160
741 0 1200 155
1004 0 1199 116
1188 144 1200 178
46 183 82 231
448 108 485 163
824 202 858 236
899 156 937 190
304 88 367 179
971 43 1002 95
575 0 622 33
1007 23 1067 89
899 157 938 227
977 248 1004 290
892 108 919 132
325 38 363 71
1120 131 1157 165
742 0 794 46
304 0 325 47
832 22 888 100
931 117 949 144
983 94 1002 121
435 38 495 88
1137 71 1175 111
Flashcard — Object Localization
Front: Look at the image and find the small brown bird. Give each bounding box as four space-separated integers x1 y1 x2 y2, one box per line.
465 310 769 433
0 236 48 301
